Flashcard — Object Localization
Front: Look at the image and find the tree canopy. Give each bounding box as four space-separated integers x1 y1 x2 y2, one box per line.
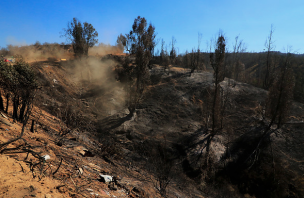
117 16 156 57
62 18 98 57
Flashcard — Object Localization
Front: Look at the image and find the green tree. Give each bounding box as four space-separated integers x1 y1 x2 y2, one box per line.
0 57 37 122
62 18 98 57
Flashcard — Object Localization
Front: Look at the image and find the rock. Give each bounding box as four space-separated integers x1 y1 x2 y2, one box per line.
74 146 95 157
78 167 83 175
45 194 52 198
99 174 113 183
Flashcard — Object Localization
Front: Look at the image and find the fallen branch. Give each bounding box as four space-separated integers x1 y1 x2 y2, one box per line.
0 104 32 152
18 162 24 173
0 120 28 151
53 158 63 175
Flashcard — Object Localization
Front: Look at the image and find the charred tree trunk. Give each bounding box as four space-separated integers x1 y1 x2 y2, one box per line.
30 120 34 132
12 95 19 121
0 90 4 111
212 80 219 134
5 93 9 113
19 91 30 122
19 100 27 122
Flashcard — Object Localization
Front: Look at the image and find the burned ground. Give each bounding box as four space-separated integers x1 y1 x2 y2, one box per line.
0 57 303 197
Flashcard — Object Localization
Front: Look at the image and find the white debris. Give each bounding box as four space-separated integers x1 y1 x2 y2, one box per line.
42 155 50 160
99 174 113 183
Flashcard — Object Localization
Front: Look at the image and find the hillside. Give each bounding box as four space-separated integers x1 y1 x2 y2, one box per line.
0 56 303 198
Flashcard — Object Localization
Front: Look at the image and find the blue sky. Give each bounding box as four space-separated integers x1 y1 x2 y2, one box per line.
0 0 303 53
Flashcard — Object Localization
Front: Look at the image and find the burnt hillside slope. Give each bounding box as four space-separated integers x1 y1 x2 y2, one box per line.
28 57 304 197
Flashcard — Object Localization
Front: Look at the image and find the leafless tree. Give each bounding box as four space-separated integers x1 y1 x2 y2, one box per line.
231 36 246 83
169 37 177 65
160 39 165 63
196 33 204 71
266 51 295 129
189 33 204 75
138 139 174 198
247 50 295 169
263 25 276 89
183 50 190 69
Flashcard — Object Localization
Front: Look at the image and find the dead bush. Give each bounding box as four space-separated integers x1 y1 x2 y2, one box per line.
136 140 176 197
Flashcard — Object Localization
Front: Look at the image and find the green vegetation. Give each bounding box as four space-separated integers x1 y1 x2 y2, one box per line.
0 56 37 122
